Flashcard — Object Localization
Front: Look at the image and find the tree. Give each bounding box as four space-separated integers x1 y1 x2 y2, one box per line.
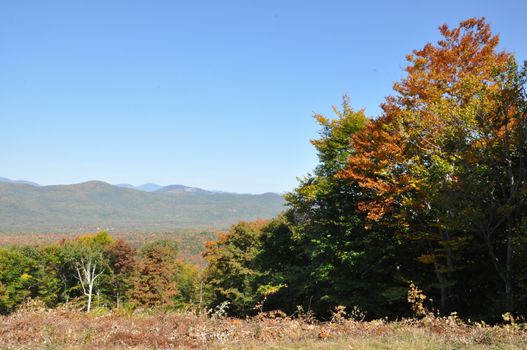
127 240 181 308
204 220 268 315
105 239 135 307
280 99 410 317
0 247 38 314
341 18 527 315
74 254 104 312
62 232 113 312
204 99 411 318
451 60 527 312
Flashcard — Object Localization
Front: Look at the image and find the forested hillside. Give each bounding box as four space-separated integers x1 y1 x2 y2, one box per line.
0 181 284 232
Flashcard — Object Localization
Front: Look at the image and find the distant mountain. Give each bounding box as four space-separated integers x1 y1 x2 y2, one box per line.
115 183 135 189
137 183 163 192
115 183 163 192
0 180 285 233
156 184 209 194
0 177 40 187
116 183 219 193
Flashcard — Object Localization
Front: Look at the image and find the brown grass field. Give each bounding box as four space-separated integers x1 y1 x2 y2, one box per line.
1 303 526 349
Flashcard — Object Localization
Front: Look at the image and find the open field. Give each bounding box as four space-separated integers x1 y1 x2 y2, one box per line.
1 306 526 349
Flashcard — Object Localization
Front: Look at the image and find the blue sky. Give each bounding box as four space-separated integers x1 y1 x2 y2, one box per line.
1 0 526 193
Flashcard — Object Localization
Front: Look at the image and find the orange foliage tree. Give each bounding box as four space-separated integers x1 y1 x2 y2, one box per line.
341 18 526 313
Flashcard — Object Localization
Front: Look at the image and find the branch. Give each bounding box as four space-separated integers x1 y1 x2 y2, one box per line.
74 264 88 296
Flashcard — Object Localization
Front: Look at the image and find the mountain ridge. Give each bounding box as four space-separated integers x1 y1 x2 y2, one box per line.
0 179 285 233
0 177 273 195
0 177 40 187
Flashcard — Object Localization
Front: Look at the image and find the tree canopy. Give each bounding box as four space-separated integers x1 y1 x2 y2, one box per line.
204 18 527 320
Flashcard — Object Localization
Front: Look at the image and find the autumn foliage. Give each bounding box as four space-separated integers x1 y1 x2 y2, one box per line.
204 18 527 320
0 232 202 314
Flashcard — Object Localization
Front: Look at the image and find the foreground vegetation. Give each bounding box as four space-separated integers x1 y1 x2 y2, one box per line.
0 231 208 314
1 304 526 349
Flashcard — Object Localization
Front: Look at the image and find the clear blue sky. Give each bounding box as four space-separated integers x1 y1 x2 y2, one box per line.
1 0 526 193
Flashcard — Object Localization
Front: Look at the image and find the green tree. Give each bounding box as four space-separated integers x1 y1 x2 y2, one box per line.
204 221 267 315
279 99 409 317
0 247 38 314
61 232 114 311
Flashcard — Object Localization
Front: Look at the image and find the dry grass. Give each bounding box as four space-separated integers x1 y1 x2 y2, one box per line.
1 306 526 349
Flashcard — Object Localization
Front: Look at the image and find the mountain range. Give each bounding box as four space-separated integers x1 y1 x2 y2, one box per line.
0 178 219 194
115 183 164 192
0 178 285 233
0 177 40 187
115 183 222 194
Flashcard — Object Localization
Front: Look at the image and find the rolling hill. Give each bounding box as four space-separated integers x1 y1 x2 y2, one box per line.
0 180 285 233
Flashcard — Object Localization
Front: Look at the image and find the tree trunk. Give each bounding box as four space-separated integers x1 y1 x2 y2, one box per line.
505 219 514 311
87 283 93 312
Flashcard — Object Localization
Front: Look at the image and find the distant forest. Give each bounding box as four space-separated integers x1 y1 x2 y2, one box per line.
1 18 526 321
0 180 284 233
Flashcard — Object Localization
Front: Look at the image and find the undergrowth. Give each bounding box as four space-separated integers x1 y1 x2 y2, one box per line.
0 300 526 349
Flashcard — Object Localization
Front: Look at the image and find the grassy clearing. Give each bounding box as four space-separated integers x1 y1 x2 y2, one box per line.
0 305 525 349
